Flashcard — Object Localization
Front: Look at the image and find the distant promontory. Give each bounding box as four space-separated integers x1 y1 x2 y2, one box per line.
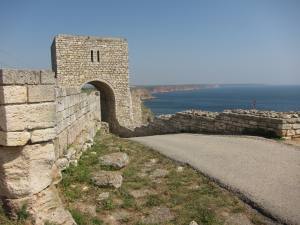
131 84 219 100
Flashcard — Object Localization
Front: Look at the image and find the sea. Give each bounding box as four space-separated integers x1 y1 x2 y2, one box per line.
143 85 300 115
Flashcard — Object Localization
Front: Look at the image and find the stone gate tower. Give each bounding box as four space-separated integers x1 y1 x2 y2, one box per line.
51 34 135 131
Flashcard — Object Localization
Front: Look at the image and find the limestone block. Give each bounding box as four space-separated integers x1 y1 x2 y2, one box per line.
28 85 55 103
40 70 56 84
31 128 56 143
0 131 30 146
99 152 129 169
0 143 55 198
279 123 293 129
0 86 27 104
0 69 14 84
4 186 76 224
296 129 300 135
56 97 65 112
0 103 56 131
91 171 123 188
55 87 67 98
286 129 296 136
56 130 68 157
292 124 300 129
0 69 40 85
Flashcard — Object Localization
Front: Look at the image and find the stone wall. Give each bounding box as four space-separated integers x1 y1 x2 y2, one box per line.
130 109 300 140
130 89 143 127
0 69 104 224
54 87 101 168
0 69 75 224
52 34 136 130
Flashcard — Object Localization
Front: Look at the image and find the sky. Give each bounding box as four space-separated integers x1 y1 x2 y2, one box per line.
0 0 299 85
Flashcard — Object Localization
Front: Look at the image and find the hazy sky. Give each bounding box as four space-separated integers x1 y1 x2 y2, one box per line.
0 0 299 85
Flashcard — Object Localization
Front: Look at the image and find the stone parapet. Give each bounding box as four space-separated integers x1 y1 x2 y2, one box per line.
0 69 76 224
129 109 300 140
0 69 56 146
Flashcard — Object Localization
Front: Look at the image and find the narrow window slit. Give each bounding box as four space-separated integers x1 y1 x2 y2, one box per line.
97 50 100 62
91 50 94 62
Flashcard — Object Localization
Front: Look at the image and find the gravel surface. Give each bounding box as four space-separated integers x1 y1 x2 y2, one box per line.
131 134 300 225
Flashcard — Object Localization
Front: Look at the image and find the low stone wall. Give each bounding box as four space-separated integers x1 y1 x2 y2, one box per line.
131 109 300 139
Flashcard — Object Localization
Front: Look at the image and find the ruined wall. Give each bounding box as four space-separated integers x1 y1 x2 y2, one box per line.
0 69 75 224
131 110 300 139
0 69 105 224
54 87 101 168
52 34 135 129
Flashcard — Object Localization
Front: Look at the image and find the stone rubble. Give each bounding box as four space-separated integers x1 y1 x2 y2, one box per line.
91 171 123 189
97 192 110 201
99 152 129 169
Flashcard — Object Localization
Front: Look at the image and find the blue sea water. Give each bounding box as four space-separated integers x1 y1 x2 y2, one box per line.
143 85 300 115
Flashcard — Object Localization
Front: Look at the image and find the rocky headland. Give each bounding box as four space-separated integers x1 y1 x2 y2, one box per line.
131 84 219 100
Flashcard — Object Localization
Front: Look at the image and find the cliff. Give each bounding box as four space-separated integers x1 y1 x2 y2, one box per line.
131 84 219 100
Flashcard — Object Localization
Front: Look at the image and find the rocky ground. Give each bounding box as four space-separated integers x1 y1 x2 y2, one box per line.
0 132 278 225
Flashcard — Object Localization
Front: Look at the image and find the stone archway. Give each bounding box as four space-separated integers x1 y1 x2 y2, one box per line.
82 80 118 131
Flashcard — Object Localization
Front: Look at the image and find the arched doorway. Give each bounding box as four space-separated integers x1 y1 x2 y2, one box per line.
81 80 118 131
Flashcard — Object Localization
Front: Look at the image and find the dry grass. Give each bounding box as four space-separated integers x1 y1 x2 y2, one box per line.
0 132 274 225
57 132 273 225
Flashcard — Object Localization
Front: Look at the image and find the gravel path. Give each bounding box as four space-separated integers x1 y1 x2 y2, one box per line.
130 134 300 225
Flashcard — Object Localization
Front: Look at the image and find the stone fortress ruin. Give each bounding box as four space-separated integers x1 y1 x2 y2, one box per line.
0 34 143 224
0 34 300 224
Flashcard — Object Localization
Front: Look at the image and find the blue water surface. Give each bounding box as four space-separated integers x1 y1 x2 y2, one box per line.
144 85 300 115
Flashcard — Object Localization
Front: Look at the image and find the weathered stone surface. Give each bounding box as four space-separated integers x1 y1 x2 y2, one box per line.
189 221 199 225
31 128 56 143
40 70 56 84
51 164 62 185
99 152 129 169
0 86 27 104
0 69 40 85
55 157 69 171
4 186 76 225
27 85 55 103
0 143 55 198
97 192 110 201
141 207 174 224
0 103 56 131
0 131 30 146
91 171 123 188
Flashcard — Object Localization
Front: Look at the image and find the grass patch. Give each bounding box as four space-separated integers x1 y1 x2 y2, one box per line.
0 132 273 225
70 209 103 225
144 195 163 207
